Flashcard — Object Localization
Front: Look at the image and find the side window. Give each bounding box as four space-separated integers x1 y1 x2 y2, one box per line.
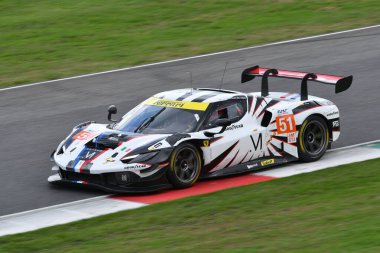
202 99 247 129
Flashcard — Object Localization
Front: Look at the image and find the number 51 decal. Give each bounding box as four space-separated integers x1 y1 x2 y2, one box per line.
276 114 296 134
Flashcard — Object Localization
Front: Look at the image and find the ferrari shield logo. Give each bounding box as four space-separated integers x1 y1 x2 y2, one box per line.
203 140 210 147
103 157 115 164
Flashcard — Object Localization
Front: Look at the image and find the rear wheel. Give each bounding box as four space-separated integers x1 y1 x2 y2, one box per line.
167 143 202 189
298 115 329 162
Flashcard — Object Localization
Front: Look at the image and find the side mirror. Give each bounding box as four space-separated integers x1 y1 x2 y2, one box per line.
204 118 232 137
108 105 118 122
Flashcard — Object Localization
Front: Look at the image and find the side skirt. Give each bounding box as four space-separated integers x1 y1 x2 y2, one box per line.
203 156 298 179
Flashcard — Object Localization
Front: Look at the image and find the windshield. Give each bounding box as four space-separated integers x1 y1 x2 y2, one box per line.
114 103 205 134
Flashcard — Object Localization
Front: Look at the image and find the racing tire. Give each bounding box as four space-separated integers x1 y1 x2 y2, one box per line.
298 115 329 162
167 143 202 189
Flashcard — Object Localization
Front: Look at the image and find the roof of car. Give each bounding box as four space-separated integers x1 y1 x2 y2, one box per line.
152 88 246 103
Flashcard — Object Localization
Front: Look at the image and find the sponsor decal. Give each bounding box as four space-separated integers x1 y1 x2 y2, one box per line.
148 142 163 151
124 163 151 171
79 149 99 160
277 109 288 115
226 124 243 131
73 131 97 141
203 140 210 147
276 114 296 134
261 159 275 166
250 133 263 151
84 151 96 159
287 132 297 144
247 164 258 169
332 120 340 127
327 111 339 117
144 97 209 111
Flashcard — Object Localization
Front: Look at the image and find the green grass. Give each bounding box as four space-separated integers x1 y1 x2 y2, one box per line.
1 1 380 88
1 159 379 252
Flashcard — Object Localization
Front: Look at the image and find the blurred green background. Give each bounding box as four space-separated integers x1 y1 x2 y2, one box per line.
1 0 380 88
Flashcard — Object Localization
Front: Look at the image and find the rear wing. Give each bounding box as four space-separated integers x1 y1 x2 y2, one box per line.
241 65 353 100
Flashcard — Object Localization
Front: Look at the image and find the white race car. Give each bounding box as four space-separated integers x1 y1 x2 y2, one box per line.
48 66 352 192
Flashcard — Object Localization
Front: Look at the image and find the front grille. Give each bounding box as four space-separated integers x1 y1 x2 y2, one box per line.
59 169 153 187
60 169 103 185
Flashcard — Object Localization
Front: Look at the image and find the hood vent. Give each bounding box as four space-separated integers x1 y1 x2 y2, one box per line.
86 133 132 150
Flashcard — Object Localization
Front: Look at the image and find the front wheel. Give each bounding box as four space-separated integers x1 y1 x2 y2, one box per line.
298 115 329 162
167 143 202 189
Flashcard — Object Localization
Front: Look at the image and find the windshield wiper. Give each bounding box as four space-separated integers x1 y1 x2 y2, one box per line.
134 107 165 133
134 117 153 133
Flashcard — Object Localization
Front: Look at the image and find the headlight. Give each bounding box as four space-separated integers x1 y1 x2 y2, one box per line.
56 144 66 155
58 127 83 154
50 150 56 161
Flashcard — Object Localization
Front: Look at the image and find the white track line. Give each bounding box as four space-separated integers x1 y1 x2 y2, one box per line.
0 195 111 220
0 198 146 236
328 139 380 152
257 143 380 178
1 24 380 92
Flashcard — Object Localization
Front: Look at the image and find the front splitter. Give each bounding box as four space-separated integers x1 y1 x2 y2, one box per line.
48 173 172 194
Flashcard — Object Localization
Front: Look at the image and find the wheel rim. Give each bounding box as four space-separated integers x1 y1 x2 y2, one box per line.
173 148 199 184
303 120 326 155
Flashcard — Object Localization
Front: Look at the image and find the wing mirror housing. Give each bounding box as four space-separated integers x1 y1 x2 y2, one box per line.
107 105 118 122
204 118 232 137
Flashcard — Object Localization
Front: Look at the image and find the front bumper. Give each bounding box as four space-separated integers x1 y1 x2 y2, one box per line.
48 167 172 193
49 144 175 193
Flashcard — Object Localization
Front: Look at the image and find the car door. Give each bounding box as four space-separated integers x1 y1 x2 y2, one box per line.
199 98 255 173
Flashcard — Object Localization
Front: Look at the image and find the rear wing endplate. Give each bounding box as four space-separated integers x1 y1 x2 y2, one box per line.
241 65 353 100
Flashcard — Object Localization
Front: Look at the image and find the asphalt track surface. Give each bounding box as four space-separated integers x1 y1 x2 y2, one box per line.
1 27 380 216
